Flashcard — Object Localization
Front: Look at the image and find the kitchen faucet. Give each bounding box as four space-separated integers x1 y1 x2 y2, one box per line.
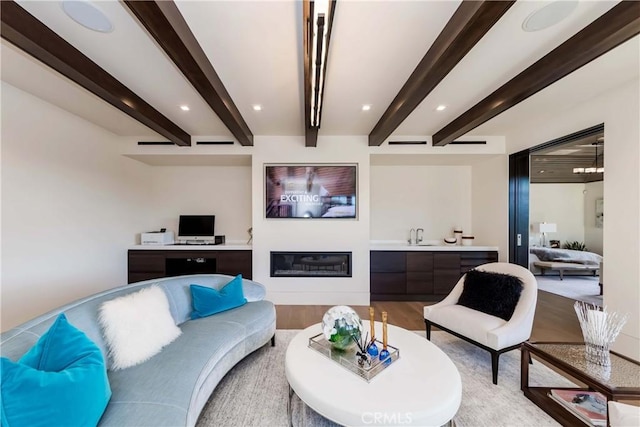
408 228 416 245
416 228 424 244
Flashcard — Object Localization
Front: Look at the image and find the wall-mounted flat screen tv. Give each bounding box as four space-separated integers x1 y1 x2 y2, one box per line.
265 164 357 219
178 215 215 241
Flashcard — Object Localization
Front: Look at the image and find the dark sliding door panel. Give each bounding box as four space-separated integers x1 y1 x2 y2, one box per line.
509 149 530 267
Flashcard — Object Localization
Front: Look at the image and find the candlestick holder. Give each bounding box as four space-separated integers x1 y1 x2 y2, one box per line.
367 307 379 357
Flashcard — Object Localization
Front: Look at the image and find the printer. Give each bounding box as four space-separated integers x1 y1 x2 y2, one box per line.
141 230 175 245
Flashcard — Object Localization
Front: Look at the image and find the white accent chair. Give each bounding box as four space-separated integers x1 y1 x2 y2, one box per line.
424 262 538 384
608 401 640 427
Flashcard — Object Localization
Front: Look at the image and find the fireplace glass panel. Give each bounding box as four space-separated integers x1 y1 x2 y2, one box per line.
270 252 352 278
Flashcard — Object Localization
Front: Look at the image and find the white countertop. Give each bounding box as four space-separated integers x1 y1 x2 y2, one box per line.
370 240 498 251
130 243 251 250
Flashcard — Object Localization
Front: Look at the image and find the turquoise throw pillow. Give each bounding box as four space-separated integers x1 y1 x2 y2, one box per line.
191 274 247 319
0 314 111 427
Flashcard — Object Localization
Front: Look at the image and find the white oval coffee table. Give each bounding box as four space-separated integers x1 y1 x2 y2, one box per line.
285 321 461 426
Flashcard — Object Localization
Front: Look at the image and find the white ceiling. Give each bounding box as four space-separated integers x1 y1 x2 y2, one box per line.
2 0 637 146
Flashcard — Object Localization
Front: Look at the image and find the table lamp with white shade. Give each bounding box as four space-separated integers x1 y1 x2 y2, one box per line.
537 222 557 247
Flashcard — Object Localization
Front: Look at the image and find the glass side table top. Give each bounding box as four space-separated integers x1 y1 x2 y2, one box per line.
529 342 640 389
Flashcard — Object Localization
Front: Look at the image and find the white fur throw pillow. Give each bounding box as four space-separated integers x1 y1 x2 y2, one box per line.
99 286 181 370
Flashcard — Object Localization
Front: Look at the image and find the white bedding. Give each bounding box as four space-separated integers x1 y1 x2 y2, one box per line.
529 247 602 266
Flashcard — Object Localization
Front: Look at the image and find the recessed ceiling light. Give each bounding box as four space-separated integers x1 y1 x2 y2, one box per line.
61 1 113 33
180 105 190 111
362 105 371 111
436 105 447 111
522 1 578 32
253 105 262 111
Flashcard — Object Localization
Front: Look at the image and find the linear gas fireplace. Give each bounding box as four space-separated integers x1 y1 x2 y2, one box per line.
271 252 352 278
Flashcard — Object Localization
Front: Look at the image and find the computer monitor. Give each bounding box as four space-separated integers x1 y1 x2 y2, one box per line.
178 215 215 243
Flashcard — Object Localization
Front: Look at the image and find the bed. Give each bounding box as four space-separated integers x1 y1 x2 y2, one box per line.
529 247 602 278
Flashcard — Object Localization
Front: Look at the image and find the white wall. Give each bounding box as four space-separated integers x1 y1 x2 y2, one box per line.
601 81 639 359
529 183 585 247
471 155 509 261
370 166 471 242
250 136 371 305
502 80 640 359
1 83 153 331
147 166 252 242
584 181 604 255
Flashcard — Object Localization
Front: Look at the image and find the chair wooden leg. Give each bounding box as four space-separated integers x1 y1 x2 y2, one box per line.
271 334 276 347
529 352 533 365
491 352 499 385
424 320 432 340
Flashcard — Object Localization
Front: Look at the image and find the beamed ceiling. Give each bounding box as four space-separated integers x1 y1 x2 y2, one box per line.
1 0 639 149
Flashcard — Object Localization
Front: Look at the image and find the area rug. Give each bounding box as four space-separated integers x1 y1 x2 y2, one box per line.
197 330 576 427
536 275 602 305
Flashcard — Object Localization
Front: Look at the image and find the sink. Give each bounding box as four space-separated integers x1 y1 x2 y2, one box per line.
417 240 442 246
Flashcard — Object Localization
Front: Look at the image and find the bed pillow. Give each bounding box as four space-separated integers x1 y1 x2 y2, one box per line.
99 286 181 370
1 314 111 427
457 269 524 321
191 274 247 319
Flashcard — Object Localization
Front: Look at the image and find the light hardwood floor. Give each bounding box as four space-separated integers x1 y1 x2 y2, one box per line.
275 290 583 342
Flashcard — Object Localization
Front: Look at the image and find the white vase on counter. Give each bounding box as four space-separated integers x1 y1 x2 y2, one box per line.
453 228 463 246
461 235 474 246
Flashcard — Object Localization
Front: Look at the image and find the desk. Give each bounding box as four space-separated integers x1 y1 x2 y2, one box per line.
128 246 252 283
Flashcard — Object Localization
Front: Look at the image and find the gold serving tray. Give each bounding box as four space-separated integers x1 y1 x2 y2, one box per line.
308 333 400 382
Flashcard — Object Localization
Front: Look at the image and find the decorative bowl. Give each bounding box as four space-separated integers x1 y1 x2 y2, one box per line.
321 305 363 351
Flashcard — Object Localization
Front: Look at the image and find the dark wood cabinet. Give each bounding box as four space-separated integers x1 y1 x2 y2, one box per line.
370 251 406 273
370 273 406 294
128 249 252 283
370 250 498 301
370 251 406 295
216 251 252 279
433 253 461 295
406 252 434 295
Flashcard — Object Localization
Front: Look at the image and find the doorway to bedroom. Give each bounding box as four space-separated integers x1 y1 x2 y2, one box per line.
510 124 604 306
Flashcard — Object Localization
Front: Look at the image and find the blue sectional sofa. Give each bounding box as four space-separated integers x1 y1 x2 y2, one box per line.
0 274 276 426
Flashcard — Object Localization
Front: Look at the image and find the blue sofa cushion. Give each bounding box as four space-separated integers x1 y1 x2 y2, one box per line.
457 269 523 321
0 314 111 427
191 275 247 319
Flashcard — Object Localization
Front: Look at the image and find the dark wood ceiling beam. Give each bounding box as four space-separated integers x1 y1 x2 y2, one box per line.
0 1 191 146
368 1 515 147
124 1 253 146
303 0 337 147
433 1 640 146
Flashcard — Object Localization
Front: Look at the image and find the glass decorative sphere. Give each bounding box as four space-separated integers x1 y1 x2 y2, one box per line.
321 305 363 351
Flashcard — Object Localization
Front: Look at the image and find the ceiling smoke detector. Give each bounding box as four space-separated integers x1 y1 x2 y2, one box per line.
522 1 578 32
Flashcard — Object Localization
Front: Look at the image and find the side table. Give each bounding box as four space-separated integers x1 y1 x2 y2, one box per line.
521 341 640 426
